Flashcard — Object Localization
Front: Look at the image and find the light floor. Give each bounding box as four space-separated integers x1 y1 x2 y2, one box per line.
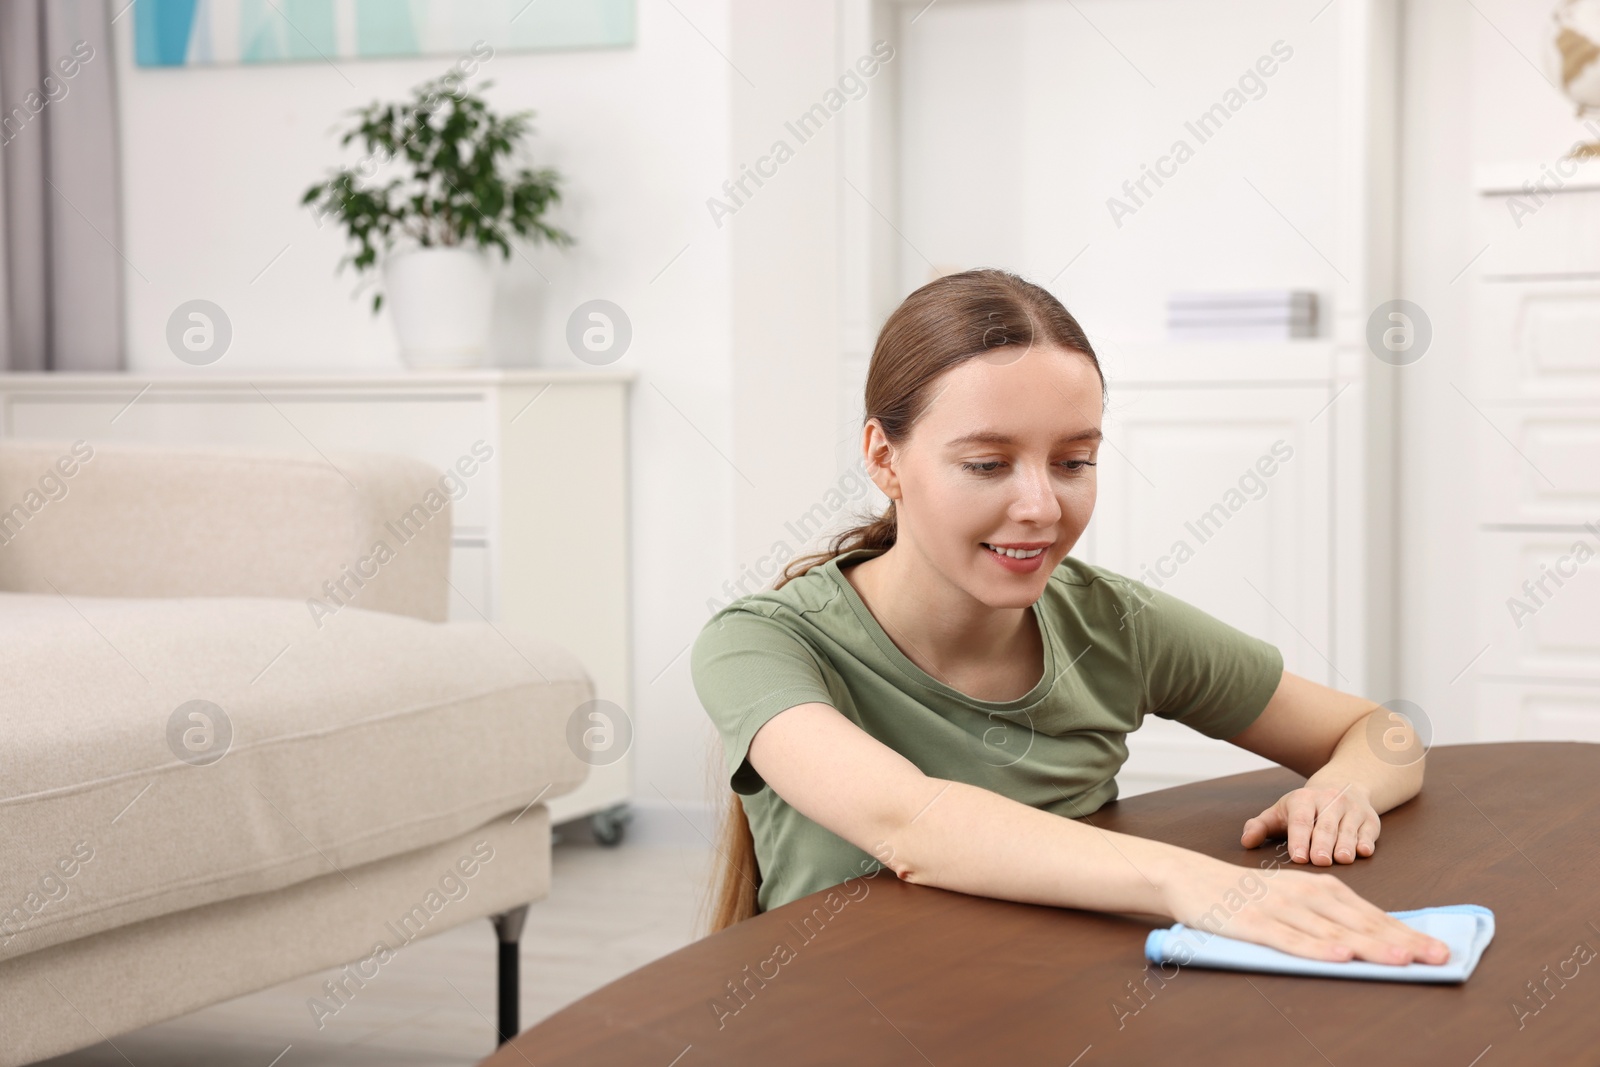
38 829 716 1066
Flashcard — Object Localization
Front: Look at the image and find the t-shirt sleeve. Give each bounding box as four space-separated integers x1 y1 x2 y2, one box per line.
690 606 836 795
1123 577 1284 740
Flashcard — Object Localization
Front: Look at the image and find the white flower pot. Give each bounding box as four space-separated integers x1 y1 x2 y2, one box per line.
382 247 494 369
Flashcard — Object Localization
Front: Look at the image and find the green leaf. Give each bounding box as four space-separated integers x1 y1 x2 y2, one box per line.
303 66 573 296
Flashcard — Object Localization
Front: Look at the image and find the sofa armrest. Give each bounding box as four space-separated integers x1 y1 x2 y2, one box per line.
0 439 453 622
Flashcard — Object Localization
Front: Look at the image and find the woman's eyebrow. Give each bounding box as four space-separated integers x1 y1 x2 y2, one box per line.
945 428 1104 447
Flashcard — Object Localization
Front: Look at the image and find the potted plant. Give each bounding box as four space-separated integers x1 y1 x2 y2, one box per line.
303 72 575 368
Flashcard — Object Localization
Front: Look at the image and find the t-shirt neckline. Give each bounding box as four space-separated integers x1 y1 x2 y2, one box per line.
823 546 1057 710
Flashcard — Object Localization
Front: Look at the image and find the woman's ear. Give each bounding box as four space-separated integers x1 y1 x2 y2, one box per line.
861 419 901 502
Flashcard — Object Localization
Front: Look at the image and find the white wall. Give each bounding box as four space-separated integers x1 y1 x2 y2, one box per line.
113 4 728 373
110 1 738 836
898 0 1344 344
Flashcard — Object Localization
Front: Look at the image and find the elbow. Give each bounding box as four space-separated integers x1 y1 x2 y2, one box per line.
862 834 929 887
867 822 929 886
868 778 959 887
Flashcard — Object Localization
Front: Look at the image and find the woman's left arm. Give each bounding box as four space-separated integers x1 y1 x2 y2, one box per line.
1224 669 1427 866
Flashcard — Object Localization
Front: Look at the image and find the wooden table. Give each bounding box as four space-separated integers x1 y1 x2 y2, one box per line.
483 742 1599 1065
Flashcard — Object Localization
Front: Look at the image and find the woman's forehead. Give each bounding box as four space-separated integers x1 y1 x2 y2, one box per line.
918 352 1103 430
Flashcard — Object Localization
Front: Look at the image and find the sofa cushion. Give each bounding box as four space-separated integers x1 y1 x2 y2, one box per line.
0 591 592 964
0 440 454 622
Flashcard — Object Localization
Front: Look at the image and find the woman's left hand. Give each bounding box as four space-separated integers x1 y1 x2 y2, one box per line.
1240 781 1379 865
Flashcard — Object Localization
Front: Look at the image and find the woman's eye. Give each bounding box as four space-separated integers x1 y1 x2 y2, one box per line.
959 460 1098 474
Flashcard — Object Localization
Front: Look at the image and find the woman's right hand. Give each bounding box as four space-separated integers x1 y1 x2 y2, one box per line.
1161 855 1451 965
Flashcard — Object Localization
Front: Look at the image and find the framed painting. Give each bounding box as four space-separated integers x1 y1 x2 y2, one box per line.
133 0 635 67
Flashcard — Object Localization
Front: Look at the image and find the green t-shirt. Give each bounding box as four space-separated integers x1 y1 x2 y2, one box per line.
690 546 1284 914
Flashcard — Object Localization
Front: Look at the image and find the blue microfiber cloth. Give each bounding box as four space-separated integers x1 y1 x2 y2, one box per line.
1144 904 1495 983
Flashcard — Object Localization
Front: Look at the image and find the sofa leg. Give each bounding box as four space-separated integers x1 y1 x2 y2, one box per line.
491 904 530 1044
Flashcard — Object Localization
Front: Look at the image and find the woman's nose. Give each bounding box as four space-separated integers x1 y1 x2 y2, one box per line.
1011 466 1061 517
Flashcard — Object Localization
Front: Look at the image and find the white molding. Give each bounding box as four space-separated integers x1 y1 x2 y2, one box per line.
1475 157 1600 196
1331 0 1401 699
0 368 639 388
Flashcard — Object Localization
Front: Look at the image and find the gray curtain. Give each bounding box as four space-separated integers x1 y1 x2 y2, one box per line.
0 0 123 372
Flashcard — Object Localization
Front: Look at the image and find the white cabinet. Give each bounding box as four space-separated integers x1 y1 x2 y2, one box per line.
1471 160 1600 744
1472 278 1600 402
1089 378 1335 686
1475 530 1600 683
1080 353 1345 793
0 369 637 830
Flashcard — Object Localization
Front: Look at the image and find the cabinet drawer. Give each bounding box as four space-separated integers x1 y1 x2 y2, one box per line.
1089 385 1333 684
1475 404 1600 526
1472 279 1600 400
1478 186 1600 277
1475 529 1600 682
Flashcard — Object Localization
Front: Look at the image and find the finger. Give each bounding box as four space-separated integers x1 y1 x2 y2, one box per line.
1284 892 1415 965
1307 800 1347 866
1331 797 1365 862
1286 795 1318 863
1305 883 1451 964
1338 912 1451 965
1331 809 1362 863
1241 805 1285 848
1355 815 1379 857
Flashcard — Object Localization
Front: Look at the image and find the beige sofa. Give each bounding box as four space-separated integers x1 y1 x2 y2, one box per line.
0 439 593 1065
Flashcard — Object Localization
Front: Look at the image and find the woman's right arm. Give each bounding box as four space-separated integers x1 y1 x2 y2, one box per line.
747 701 1451 966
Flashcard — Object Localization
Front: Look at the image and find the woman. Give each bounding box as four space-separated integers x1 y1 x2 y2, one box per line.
690 268 1449 967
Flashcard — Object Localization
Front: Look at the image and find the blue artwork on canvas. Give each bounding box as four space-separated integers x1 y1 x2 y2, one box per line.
133 0 634 67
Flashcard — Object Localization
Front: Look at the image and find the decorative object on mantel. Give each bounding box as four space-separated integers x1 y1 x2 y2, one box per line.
302 73 575 369
1165 289 1318 342
1548 0 1600 158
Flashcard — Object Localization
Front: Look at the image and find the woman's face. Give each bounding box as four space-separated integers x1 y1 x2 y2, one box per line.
869 343 1104 607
